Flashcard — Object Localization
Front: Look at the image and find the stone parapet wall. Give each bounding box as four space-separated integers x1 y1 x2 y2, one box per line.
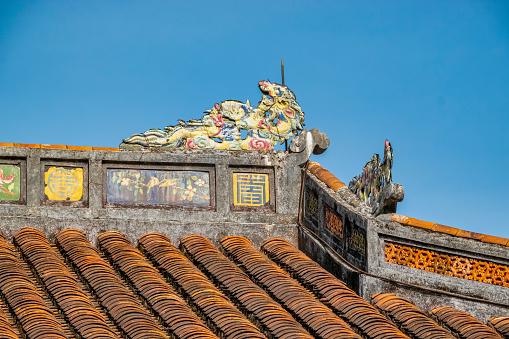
300 169 509 321
0 146 302 246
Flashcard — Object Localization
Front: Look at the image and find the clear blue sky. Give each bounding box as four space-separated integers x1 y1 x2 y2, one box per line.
1 1 508 237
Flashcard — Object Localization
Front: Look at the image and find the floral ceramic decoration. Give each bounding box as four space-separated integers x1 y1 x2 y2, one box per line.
0 165 20 201
120 80 305 151
107 169 210 206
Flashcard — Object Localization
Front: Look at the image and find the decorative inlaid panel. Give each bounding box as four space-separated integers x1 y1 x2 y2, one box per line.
306 190 318 220
44 167 83 201
385 242 509 287
233 173 269 207
324 204 342 238
0 164 20 201
107 169 210 207
350 228 366 255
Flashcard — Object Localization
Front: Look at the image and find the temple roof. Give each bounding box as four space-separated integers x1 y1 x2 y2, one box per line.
308 161 509 248
0 227 506 339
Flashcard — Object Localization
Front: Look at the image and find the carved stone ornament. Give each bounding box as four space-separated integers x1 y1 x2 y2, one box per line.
120 81 305 151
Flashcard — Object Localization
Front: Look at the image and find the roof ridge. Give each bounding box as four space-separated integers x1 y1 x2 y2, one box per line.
0 142 118 151
308 161 346 191
392 213 509 247
307 161 508 247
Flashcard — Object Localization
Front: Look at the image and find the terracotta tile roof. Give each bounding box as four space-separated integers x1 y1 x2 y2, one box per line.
262 238 408 339
179 235 312 339
55 229 168 339
138 233 265 339
221 236 361 338
306 161 509 247
98 231 218 339
489 317 509 337
0 143 119 151
372 293 454 339
0 227 503 338
0 232 68 338
432 306 503 339
15 228 118 339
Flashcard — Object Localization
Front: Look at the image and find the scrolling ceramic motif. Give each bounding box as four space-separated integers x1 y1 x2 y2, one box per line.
0 165 20 201
120 81 304 151
107 169 210 207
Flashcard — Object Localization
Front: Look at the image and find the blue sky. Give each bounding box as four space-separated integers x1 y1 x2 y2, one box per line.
1 1 508 237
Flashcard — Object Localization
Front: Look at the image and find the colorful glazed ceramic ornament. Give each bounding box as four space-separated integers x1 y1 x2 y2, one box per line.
120 81 305 151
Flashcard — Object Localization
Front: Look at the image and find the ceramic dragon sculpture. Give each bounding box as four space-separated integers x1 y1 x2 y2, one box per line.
349 139 393 206
349 139 404 216
120 81 305 151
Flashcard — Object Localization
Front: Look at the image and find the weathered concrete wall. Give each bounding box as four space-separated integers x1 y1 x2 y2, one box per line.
298 226 361 293
365 214 509 321
0 146 303 247
362 276 509 323
300 171 509 321
301 172 371 272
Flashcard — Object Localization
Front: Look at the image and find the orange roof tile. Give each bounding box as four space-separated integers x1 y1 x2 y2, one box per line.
432 224 460 235
66 145 94 151
392 213 509 247
456 229 485 241
307 161 347 192
0 227 500 337
432 306 502 339
92 147 119 151
0 143 119 151
13 143 40 148
481 234 509 246
489 317 509 337
40 144 67 149
372 293 453 339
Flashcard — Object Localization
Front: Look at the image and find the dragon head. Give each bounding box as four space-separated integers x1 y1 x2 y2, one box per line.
257 80 305 138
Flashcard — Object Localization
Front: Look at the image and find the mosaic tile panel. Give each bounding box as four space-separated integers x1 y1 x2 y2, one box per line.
44 167 83 201
0 164 20 201
324 204 342 238
107 169 210 207
233 173 269 207
385 242 509 287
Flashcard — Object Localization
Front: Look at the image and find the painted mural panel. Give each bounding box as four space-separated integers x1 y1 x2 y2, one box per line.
44 167 84 201
0 165 20 201
233 173 269 207
107 169 210 206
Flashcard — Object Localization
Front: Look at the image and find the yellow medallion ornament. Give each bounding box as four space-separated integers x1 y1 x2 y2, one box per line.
45 167 83 201
233 173 269 206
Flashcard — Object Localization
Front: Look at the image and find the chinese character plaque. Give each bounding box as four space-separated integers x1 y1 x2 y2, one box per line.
233 173 269 207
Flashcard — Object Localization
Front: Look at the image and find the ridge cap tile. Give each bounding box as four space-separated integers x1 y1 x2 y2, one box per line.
392 213 509 247
2 142 119 151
